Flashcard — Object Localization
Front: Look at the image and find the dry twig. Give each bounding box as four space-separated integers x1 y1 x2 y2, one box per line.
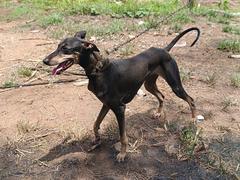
0 78 79 90
25 131 58 142
36 42 55 46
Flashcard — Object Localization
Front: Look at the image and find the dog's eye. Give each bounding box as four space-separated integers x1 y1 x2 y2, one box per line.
62 46 70 51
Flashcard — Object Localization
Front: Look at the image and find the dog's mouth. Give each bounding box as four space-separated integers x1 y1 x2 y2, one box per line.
52 59 74 75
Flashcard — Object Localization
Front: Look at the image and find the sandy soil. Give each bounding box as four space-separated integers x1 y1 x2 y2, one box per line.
0 9 239 180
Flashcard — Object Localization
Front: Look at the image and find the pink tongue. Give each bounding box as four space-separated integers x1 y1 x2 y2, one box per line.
52 64 64 75
51 59 74 75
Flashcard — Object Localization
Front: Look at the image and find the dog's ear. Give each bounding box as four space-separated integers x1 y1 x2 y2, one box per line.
74 31 87 39
84 42 100 52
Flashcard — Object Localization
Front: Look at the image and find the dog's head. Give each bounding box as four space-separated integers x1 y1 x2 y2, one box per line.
43 30 99 75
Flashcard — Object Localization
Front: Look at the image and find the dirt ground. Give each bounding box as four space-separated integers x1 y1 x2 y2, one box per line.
0 8 240 180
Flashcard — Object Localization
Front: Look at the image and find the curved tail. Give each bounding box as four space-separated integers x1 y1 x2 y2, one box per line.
164 27 200 52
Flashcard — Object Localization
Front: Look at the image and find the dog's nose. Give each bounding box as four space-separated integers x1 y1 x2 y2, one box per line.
43 58 50 65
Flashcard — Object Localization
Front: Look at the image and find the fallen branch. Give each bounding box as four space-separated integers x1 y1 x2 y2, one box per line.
30 67 87 76
22 73 48 85
25 19 36 24
0 78 79 90
36 42 55 46
25 131 59 142
19 38 49 41
14 59 41 62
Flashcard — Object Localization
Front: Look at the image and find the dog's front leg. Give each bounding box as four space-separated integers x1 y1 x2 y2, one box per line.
112 105 128 162
89 104 109 151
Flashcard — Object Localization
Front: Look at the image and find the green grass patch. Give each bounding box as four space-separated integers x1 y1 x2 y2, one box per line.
193 6 233 24
218 39 240 53
172 9 193 24
47 18 152 39
222 25 240 35
39 13 64 28
2 79 17 88
207 12 231 24
6 6 32 21
11 6 30 17
17 67 33 78
0 1 12 8
0 2 43 21
205 72 217 87
9 0 182 17
180 124 202 158
170 23 183 33
0 0 197 30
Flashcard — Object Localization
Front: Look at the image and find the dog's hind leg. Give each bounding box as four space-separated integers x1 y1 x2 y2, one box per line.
171 86 196 118
89 104 109 151
144 74 165 118
163 60 196 118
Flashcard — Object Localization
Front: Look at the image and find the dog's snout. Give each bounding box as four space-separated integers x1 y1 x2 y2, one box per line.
43 49 60 66
43 58 50 65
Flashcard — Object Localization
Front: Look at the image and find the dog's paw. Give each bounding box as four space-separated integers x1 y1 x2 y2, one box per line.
116 152 126 162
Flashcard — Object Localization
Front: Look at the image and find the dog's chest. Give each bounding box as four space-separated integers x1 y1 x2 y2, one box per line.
87 74 107 99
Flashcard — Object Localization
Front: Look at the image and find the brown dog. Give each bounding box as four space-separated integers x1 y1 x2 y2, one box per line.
43 27 200 162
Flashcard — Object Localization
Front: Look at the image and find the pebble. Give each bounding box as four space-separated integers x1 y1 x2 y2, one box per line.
128 35 135 39
174 41 187 48
138 20 144 25
196 115 204 123
153 32 161 36
229 54 240 59
30 30 40 33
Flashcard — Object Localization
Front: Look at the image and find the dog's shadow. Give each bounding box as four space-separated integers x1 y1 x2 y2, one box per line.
37 110 229 179
39 106 190 164
39 109 158 162
39 135 90 162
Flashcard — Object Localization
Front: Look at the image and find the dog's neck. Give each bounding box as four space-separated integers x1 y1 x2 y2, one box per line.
78 51 109 76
